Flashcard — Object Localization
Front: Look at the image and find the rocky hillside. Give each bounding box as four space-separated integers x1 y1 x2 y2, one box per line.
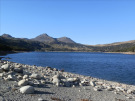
57 37 75 44
0 33 135 52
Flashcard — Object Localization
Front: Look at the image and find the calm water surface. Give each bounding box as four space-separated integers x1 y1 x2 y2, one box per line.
2 52 135 85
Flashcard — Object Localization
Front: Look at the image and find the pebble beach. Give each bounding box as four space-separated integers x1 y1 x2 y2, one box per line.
0 60 135 101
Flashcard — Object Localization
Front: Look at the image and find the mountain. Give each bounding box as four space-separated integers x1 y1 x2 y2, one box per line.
32 33 57 43
88 40 135 52
0 33 135 52
57 37 75 44
1 34 14 38
32 33 76 44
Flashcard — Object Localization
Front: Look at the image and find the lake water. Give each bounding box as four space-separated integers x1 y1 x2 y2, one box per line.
2 52 135 85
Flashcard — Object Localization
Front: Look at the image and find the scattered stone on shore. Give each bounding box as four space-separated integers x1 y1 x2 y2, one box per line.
0 60 135 101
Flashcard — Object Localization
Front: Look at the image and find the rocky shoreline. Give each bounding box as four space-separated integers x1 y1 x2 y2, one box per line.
0 60 135 101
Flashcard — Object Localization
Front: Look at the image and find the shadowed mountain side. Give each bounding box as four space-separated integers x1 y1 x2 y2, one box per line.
0 33 135 52
57 37 76 44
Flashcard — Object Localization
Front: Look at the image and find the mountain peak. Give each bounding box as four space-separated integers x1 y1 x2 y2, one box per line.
32 33 56 43
39 33 49 37
1 34 13 38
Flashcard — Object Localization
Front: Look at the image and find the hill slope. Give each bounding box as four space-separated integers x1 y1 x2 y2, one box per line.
0 33 135 52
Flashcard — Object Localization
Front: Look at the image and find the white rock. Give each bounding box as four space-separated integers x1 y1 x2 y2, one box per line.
18 79 29 86
38 98 44 101
81 79 89 86
115 87 125 92
30 73 40 79
41 80 46 84
93 87 102 91
0 73 4 77
52 77 60 86
23 75 29 79
127 89 135 94
67 78 77 82
106 86 113 91
20 85 35 94
90 81 96 87
1 64 9 71
7 74 15 80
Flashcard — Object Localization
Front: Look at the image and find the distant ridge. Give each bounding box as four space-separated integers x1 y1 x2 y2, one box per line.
32 33 76 44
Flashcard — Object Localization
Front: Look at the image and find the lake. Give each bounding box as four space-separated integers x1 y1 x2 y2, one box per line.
2 52 135 85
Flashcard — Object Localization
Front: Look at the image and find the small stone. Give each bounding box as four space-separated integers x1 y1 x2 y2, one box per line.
7 74 15 80
90 81 96 87
72 85 75 88
66 78 77 82
38 98 44 101
30 73 40 79
20 85 35 94
94 86 102 91
41 80 46 84
23 75 29 79
18 79 29 86
0 73 4 77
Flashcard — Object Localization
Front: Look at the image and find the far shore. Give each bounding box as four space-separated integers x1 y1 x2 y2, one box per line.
105 52 135 55
1 51 135 58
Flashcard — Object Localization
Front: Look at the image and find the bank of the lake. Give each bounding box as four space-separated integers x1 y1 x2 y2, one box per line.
0 60 135 101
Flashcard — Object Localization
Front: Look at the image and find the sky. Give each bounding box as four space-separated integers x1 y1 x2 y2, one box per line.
0 0 135 45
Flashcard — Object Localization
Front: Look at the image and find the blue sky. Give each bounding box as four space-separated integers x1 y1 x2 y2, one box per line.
0 0 135 45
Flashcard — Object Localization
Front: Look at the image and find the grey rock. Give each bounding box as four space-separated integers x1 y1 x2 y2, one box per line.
1 64 9 71
20 85 35 94
14 68 23 73
0 68 3 73
30 73 40 79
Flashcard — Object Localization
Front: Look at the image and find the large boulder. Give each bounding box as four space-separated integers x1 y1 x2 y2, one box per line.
20 86 35 94
52 75 60 86
1 64 10 71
